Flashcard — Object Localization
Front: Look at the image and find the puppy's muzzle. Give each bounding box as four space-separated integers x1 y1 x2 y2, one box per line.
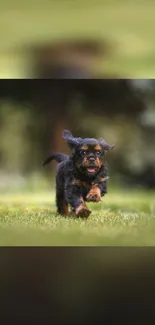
89 157 95 163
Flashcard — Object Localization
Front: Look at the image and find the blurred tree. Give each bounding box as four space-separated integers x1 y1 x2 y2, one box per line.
31 39 109 78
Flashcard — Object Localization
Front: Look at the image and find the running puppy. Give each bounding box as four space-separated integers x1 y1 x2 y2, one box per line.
43 130 114 218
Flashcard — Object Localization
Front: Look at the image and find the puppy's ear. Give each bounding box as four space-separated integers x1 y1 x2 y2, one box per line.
99 138 115 152
62 130 73 139
62 130 82 149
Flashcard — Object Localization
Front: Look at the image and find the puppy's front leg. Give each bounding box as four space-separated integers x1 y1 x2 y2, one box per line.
65 182 91 218
86 177 108 202
86 184 102 202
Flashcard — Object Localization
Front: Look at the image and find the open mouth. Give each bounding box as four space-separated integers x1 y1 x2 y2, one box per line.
87 167 98 174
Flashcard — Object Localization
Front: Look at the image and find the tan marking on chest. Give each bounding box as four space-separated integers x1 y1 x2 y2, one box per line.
99 176 109 182
72 179 89 188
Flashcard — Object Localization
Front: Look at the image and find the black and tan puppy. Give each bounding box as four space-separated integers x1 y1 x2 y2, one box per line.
43 130 114 218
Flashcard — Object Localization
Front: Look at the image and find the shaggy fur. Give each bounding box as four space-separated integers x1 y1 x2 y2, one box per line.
43 130 114 218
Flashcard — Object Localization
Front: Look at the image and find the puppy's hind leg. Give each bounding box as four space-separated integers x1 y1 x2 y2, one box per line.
56 189 68 216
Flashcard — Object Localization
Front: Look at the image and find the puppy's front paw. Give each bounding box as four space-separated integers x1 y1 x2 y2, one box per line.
75 204 91 218
86 193 101 202
86 186 102 202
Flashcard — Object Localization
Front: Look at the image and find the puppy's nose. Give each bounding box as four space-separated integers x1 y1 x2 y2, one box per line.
89 157 95 162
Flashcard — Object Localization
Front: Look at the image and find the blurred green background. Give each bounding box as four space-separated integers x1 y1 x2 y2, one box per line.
0 0 155 78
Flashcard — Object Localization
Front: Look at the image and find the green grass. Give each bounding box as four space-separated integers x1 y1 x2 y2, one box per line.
0 189 155 246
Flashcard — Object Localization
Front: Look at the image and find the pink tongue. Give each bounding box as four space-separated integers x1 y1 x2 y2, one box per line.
88 167 96 173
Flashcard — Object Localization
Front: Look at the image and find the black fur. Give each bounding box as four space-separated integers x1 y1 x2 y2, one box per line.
43 130 114 218
42 153 69 166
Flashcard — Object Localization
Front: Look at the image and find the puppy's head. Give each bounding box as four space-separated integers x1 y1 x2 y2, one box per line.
62 130 114 178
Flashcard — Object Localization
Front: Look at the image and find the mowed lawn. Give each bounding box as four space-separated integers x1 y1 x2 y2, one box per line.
0 189 155 246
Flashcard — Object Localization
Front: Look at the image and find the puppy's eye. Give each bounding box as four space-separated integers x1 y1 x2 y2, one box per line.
96 151 101 156
80 150 87 156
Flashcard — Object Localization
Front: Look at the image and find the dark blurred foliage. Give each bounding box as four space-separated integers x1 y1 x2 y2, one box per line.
31 39 109 79
0 79 155 189
0 247 155 323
